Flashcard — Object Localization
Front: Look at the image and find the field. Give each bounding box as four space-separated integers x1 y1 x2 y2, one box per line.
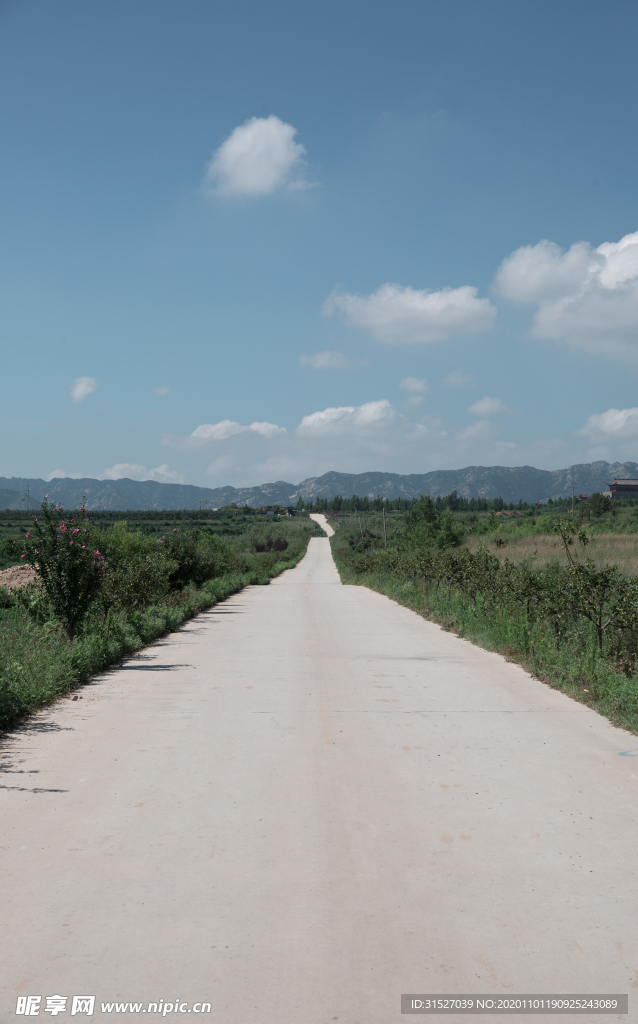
0 506 294 570
466 532 638 575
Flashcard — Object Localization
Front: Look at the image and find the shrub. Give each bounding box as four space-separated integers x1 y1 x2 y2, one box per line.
96 522 176 610
254 538 289 553
159 529 236 588
22 499 104 638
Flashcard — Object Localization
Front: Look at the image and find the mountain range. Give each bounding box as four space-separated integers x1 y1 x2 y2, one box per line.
0 461 635 511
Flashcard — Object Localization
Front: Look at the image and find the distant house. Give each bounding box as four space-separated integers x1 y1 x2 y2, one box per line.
608 479 638 498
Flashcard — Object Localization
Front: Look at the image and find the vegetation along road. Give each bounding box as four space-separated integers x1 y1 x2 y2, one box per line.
1 522 637 1022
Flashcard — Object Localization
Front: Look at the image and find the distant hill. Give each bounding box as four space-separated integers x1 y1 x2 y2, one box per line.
0 477 300 511
294 462 638 504
1 461 635 511
0 488 26 511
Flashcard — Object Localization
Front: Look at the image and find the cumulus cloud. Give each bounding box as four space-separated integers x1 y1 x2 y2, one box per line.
399 376 429 408
467 396 508 416
324 283 496 345
101 463 185 483
578 407 638 442
494 230 638 360
192 421 246 441
71 377 97 402
443 370 475 388
203 116 307 197
299 350 353 369
249 421 287 438
297 399 397 437
458 419 493 441
400 376 429 394
47 470 83 480
162 398 573 486
205 455 235 477
191 420 286 441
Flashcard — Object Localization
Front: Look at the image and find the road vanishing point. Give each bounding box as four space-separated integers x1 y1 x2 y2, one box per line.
1 519 637 1023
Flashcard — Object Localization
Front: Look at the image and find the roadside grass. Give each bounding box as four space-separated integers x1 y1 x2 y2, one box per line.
0 519 322 732
331 541 638 737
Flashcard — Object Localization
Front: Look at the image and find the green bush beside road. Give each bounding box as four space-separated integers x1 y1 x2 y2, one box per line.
330 511 638 736
0 505 321 730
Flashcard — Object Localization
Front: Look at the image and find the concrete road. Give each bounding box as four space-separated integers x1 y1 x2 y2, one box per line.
1 531 637 1023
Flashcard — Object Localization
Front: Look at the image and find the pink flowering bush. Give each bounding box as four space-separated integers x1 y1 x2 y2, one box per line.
22 498 104 639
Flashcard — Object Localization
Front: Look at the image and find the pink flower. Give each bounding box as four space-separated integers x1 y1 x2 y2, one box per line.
99 555 104 561
69 540 74 545
25 532 30 538
21 553 26 558
35 549 39 555
73 528 79 534
82 543 86 549
60 523 66 533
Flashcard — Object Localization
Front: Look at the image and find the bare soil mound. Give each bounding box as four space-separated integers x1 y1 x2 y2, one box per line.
0 564 38 592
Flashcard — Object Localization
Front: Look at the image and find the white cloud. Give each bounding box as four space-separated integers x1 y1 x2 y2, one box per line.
191 420 286 441
148 464 185 483
152 386 169 396
299 350 353 369
71 377 97 402
578 407 638 442
324 283 496 344
443 370 475 388
400 377 429 409
192 420 247 441
101 463 185 483
47 469 83 480
494 230 638 360
467 396 508 416
160 396 580 484
586 445 611 462
297 399 397 437
101 464 147 480
458 420 493 441
205 455 235 477
249 421 287 438
399 376 429 393
203 115 307 197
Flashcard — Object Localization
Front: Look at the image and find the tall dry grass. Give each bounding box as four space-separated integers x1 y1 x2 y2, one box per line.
466 532 638 575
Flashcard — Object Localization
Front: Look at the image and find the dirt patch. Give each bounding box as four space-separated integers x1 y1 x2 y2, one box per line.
0 564 38 592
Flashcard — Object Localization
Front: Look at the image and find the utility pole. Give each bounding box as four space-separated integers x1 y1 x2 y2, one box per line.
572 486 575 518
26 483 29 512
383 506 387 547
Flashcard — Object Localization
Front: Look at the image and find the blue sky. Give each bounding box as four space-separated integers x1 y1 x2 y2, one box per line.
2 0 638 487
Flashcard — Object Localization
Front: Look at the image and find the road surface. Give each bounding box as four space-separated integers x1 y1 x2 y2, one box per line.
1 528 637 1022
